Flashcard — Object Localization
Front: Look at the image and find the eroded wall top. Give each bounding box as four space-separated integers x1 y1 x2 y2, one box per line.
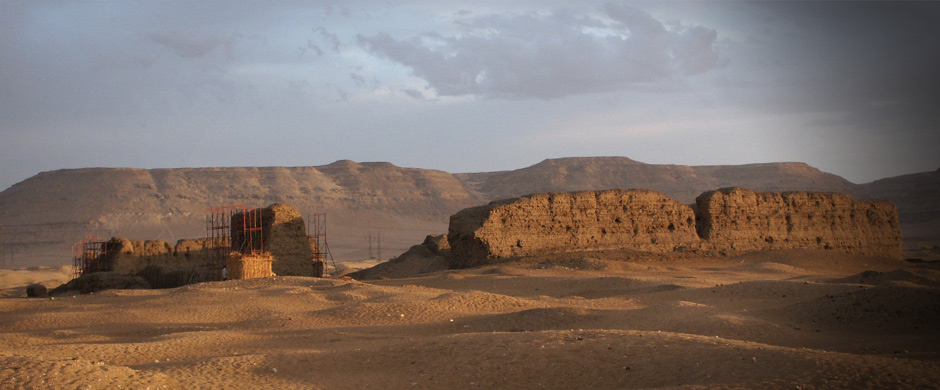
695 187 901 259
448 187 902 268
448 189 699 268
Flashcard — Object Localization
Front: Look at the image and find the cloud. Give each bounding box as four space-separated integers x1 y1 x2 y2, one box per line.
357 4 720 99
147 30 241 59
718 1 940 135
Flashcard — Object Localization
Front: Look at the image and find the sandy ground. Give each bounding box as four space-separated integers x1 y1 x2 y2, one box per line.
1 249 939 389
0 266 72 298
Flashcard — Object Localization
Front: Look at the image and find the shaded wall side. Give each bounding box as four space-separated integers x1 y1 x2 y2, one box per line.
230 203 315 277
447 205 497 269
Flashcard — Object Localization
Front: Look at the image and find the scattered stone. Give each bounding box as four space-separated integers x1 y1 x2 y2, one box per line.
26 283 48 297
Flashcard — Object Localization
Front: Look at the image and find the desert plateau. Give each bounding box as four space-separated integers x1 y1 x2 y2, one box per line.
1 159 940 389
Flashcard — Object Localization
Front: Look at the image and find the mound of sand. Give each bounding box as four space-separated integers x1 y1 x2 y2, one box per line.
349 235 449 280
49 272 150 295
826 269 940 289
1 250 938 389
0 266 72 297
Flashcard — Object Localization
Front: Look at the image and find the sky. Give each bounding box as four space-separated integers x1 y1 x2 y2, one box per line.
2 1 939 191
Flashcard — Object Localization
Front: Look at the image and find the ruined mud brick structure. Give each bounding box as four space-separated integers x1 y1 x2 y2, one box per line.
231 203 317 277
227 252 275 279
84 203 317 279
102 238 209 276
448 188 902 268
448 189 699 268
695 187 901 259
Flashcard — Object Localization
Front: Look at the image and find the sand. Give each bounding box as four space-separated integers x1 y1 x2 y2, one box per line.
0 266 72 298
1 249 938 389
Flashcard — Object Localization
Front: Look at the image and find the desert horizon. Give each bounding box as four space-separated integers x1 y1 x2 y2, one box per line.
3 1 940 388
2 156 938 270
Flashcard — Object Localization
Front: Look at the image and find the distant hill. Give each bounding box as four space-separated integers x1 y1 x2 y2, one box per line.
0 157 936 267
855 168 940 249
457 157 857 204
0 162 478 266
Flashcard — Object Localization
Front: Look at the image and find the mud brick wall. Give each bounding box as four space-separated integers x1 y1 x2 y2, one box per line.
105 238 208 274
695 187 902 259
447 187 902 268
448 189 699 268
232 203 316 277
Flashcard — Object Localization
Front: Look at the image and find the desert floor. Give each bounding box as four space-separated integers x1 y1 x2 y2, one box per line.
1 249 939 389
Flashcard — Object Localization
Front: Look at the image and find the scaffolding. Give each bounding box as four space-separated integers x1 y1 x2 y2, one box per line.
232 207 264 254
308 213 337 277
205 205 263 281
71 234 109 279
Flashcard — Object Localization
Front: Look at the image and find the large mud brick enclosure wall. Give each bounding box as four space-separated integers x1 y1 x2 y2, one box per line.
448 188 901 268
105 238 208 275
695 188 901 258
101 203 316 277
448 189 699 268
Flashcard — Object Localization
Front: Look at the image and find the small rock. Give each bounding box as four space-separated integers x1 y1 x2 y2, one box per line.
271 367 278 373
27 284 48 298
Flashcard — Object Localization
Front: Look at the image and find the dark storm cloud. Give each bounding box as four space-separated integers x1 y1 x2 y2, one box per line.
357 4 720 99
724 2 940 134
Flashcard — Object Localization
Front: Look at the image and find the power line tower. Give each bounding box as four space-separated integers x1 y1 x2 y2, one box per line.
367 232 382 260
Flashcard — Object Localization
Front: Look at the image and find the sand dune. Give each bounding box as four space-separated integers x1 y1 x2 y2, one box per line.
0 265 72 298
1 250 938 389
